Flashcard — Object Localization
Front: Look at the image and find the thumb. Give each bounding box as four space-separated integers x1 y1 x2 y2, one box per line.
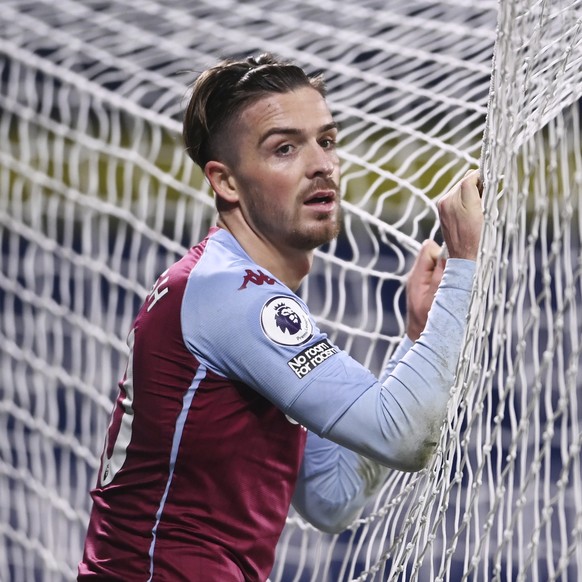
459 169 483 206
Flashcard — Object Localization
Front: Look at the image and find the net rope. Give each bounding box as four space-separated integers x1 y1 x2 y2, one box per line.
0 0 581 580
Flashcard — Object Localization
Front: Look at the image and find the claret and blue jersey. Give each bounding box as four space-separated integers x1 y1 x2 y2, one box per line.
78 226 475 581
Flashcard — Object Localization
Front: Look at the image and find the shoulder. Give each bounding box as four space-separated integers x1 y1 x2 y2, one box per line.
184 228 288 309
181 229 317 363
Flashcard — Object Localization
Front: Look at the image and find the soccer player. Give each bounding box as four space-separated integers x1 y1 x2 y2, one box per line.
78 53 484 581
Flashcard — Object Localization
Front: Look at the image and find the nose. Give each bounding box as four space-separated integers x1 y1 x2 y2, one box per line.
307 144 337 179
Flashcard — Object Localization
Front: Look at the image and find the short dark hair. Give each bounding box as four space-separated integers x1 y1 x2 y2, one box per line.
182 53 327 169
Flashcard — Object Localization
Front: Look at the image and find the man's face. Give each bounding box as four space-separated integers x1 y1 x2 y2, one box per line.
227 87 342 252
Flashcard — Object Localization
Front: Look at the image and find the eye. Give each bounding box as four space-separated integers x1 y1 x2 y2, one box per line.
320 136 337 149
276 143 294 155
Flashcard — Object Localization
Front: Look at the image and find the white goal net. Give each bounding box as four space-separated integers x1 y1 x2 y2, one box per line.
1 0 581 580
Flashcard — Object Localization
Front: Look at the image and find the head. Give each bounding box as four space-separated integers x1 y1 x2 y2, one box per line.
183 53 342 254
183 53 327 169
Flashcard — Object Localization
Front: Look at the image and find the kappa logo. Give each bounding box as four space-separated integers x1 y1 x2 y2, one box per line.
239 269 277 290
260 296 313 346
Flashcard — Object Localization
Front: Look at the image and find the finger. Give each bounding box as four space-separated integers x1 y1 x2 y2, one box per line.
417 240 441 268
459 170 483 206
464 168 484 196
461 168 480 187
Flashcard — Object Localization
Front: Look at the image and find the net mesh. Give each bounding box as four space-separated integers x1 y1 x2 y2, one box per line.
1 0 581 580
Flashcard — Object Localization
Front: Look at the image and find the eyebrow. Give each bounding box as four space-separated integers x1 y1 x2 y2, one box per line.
258 121 338 146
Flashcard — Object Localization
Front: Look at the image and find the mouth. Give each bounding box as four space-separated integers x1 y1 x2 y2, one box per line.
303 190 337 208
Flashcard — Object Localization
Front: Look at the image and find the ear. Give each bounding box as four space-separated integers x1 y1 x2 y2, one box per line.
204 161 239 204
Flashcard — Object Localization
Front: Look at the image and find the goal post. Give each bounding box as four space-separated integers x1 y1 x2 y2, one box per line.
1 0 581 580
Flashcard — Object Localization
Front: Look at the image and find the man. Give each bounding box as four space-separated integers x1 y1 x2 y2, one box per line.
78 53 483 581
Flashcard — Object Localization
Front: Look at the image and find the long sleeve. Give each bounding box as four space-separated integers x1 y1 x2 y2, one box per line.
292 259 475 531
323 259 475 470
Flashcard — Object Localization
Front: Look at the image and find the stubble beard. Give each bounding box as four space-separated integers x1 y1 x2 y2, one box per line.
248 198 342 252
290 206 342 250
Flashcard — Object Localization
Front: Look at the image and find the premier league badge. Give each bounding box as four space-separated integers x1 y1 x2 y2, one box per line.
260 296 314 346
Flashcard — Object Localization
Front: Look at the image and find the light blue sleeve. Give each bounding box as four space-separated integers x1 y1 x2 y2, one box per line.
292 335 413 533
379 334 414 384
314 259 475 470
291 431 390 533
292 259 475 531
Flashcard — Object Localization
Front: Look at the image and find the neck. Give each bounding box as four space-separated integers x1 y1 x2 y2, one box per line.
216 216 313 292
